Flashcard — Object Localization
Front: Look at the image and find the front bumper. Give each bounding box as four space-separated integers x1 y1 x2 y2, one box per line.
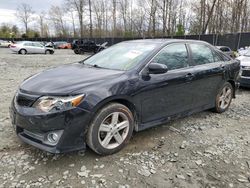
9 94 92 153
239 67 250 87
239 76 250 87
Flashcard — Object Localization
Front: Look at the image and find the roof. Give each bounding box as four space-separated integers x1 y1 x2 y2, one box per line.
122 38 210 45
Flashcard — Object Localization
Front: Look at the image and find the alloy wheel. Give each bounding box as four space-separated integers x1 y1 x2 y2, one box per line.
218 86 232 110
98 112 129 149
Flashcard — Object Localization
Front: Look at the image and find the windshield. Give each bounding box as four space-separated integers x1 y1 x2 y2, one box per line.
83 42 158 71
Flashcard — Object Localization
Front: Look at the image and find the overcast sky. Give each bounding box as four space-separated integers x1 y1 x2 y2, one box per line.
0 0 63 26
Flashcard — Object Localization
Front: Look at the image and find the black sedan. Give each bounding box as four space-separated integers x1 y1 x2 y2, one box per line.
10 39 240 155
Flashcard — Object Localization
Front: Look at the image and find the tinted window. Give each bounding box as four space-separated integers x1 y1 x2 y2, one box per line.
190 44 214 65
152 44 189 70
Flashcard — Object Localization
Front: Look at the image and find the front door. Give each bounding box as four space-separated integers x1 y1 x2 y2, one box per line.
138 43 197 124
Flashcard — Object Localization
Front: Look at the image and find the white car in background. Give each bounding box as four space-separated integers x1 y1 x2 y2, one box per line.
10 41 54 55
237 50 250 87
0 40 12 48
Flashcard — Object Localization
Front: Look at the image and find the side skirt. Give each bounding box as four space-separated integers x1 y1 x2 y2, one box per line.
137 104 214 132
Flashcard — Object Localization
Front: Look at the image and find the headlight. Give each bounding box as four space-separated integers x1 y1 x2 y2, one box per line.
33 94 84 113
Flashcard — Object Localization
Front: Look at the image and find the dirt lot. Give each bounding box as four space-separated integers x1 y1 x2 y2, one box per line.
0 48 250 188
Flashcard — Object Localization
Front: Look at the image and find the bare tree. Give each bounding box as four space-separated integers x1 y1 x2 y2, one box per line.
65 2 77 37
112 0 117 37
49 5 68 37
16 3 34 34
37 12 47 37
66 0 86 38
88 0 93 38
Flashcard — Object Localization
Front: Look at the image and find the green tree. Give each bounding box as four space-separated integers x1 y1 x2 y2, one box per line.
0 24 12 38
176 24 185 36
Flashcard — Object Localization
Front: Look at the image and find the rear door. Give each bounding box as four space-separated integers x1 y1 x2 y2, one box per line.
187 43 226 108
23 42 34 53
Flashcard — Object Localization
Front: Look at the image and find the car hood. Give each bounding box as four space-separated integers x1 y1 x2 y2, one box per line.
237 56 250 66
20 63 124 95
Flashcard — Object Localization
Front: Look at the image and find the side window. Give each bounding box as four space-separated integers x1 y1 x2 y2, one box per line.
213 51 223 62
33 43 43 47
24 43 32 46
190 44 214 65
152 44 189 70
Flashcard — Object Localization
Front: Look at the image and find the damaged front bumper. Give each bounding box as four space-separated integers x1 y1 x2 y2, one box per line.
9 94 92 154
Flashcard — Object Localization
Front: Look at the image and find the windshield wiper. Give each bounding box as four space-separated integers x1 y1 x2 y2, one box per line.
92 64 101 68
79 60 85 64
82 63 103 68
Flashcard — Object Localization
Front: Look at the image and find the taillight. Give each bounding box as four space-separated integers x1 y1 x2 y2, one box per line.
11 45 16 48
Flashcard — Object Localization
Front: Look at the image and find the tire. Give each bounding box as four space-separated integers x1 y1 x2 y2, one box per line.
79 48 85 54
213 82 233 113
87 103 134 155
45 50 51 55
19 49 27 55
74 49 79 54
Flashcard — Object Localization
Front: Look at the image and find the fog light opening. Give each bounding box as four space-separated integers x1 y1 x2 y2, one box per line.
47 133 59 143
44 130 63 146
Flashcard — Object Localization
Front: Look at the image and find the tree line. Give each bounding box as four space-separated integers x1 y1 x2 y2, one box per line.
1 0 250 39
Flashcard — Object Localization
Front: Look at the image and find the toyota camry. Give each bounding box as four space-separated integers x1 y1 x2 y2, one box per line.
10 39 240 155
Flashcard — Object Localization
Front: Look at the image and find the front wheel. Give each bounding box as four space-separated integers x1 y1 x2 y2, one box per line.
87 103 134 155
74 49 79 54
213 82 233 113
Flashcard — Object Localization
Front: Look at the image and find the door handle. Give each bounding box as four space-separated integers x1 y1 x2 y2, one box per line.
220 64 225 69
185 73 195 79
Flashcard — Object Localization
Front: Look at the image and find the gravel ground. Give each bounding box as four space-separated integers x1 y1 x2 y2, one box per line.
0 48 250 188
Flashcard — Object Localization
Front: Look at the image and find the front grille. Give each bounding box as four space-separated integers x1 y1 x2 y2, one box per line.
242 70 250 77
15 92 39 107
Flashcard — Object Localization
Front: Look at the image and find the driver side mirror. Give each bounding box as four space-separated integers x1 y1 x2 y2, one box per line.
148 63 168 74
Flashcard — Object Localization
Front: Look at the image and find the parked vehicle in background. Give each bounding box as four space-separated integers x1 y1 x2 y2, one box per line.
72 40 108 54
237 49 250 87
216 46 235 58
0 40 13 48
238 47 250 56
10 39 240 155
57 42 71 49
53 41 70 49
45 41 54 48
10 41 54 55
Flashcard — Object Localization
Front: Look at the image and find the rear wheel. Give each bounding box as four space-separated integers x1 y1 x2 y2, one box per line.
213 82 233 113
87 103 134 155
79 48 85 54
19 49 27 55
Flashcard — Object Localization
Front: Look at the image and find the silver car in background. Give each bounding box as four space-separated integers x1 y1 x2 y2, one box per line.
10 41 54 55
216 46 235 58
